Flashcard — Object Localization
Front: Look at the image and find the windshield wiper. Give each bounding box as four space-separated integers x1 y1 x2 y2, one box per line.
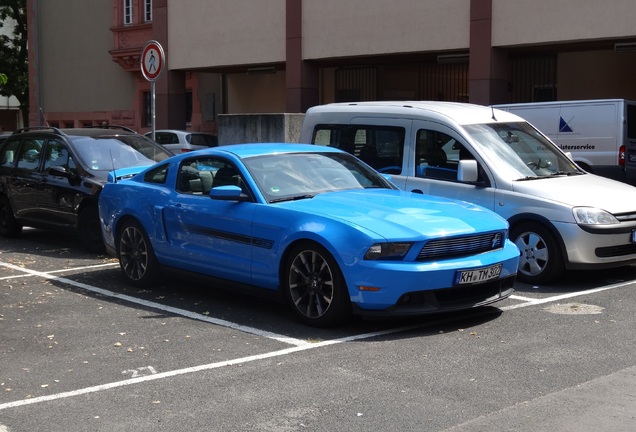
550 170 583 176
270 194 315 203
515 176 544 181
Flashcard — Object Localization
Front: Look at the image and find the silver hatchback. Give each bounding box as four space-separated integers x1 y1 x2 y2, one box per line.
145 129 218 153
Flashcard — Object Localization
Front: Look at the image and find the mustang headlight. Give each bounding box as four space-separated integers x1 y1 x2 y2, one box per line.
364 242 413 260
573 207 619 225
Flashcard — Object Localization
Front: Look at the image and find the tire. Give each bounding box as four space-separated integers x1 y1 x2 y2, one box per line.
0 196 22 238
78 205 105 253
283 242 352 327
117 219 161 287
511 222 564 285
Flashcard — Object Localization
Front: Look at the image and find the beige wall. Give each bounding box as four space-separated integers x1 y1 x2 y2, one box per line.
38 0 135 113
168 0 286 69
302 0 469 59
226 72 286 113
493 0 636 46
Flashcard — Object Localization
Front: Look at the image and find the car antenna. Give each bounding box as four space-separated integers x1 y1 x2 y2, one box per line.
109 149 118 183
491 105 497 121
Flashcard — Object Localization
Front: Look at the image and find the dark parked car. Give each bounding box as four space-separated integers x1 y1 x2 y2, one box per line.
0 126 173 252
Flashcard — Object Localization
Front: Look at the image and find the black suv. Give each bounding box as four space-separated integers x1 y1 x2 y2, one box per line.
0 126 173 252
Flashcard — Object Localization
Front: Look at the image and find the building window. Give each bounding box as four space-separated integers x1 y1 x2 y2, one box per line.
123 0 133 25
145 0 152 22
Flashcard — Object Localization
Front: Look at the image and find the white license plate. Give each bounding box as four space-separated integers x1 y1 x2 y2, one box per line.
455 263 502 285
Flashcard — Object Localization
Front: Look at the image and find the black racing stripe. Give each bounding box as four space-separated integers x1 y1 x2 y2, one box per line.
186 224 274 249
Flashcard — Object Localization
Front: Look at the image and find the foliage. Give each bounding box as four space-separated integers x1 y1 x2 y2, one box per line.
0 0 28 122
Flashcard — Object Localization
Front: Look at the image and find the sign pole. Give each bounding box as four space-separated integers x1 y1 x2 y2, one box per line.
151 80 156 141
140 40 165 141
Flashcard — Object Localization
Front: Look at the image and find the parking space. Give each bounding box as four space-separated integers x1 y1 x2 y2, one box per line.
2 229 636 431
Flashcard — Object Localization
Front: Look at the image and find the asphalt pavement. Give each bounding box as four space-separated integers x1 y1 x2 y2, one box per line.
1 229 636 431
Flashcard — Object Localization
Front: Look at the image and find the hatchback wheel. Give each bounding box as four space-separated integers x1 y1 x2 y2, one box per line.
118 220 160 287
511 222 564 284
283 242 352 327
0 196 22 238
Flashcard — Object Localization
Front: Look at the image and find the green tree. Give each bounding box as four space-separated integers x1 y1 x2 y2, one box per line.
0 0 27 124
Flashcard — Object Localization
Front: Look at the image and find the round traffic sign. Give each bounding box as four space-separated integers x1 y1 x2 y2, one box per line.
140 40 165 81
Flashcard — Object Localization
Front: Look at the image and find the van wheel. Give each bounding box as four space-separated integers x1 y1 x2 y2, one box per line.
511 222 564 285
0 196 22 238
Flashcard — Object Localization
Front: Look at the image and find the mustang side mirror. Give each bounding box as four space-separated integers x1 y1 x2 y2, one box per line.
210 185 250 202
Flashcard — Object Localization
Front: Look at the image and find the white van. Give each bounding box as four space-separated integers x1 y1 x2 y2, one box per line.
493 99 636 183
300 101 636 284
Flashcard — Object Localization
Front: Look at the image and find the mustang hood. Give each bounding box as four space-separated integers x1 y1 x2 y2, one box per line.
512 173 636 213
282 189 507 240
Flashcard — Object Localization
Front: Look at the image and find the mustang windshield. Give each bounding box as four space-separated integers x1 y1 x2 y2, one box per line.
244 152 395 203
463 122 583 180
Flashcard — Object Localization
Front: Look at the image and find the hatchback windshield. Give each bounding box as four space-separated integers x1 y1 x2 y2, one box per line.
244 152 394 203
463 122 583 180
72 135 172 172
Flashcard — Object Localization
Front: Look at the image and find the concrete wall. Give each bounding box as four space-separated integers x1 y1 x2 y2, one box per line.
218 114 305 145
168 0 286 69
492 0 636 46
302 0 469 59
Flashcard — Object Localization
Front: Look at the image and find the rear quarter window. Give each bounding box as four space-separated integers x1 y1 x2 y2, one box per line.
0 139 20 168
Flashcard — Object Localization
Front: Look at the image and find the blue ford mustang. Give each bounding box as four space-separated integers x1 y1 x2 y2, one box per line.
98 143 519 327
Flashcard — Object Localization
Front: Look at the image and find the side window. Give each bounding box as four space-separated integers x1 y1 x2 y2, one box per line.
43 140 72 172
0 139 20 168
176 157 247 196
17 139 44 170
144 163 169 184
311 125 404 174
415 130 459 181
155 132 178 145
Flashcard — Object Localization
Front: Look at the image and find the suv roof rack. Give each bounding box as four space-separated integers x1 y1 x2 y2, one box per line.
13 126 63 135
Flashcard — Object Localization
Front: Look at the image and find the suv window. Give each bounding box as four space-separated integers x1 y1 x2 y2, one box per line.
0 139 19 168
44 139 76 172
312 125 404 174
17 139 44 170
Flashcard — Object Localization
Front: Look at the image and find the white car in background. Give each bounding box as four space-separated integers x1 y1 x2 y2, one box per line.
145 129 218 153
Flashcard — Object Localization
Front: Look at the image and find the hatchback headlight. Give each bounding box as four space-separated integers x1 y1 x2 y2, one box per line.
573 207 619 225
364 242 413 260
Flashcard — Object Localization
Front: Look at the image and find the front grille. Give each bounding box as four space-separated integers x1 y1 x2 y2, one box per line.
417 232 503 261
614 212 636 222
596 243 636 258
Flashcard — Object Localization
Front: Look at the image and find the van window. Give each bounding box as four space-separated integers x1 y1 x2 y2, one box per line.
311 125 404 174
415 130 460 180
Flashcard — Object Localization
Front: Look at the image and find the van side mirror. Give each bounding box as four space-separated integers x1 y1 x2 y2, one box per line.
458 160 479 183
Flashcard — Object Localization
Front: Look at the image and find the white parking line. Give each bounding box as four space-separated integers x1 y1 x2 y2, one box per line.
1 259 634 412
0 261 310 347
0 262 119 280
